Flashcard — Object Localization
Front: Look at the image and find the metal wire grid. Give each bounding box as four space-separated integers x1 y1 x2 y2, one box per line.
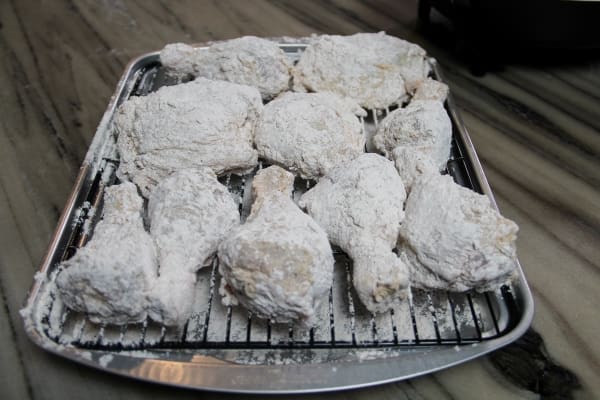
37 57 521 352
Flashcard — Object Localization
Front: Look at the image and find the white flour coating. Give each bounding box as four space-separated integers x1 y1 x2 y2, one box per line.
81 205 96 237
115 78 262 197
390 298 415 341
391 146 439 193
299 154 409 313
412 77 449 102
399 174 519 292
159 43 197 77
293 32 429 109
373 99 452 169
410 290 438 340
55 183 157 325
226 307 250 342
255 92 366 180
160 37 292 100
218 166 334 327
33 271 46 283
146 169 240 327
24 35 520 359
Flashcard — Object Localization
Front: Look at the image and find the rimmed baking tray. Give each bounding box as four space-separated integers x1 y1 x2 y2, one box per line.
21 43 534 393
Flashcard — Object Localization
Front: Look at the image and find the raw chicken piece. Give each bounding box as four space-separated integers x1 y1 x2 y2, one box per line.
218 166 334 327
160 37 292 100
411 77 449 102
391 146 439 193
293 32 429 109
373 98 452 169
376 78 450 187
146 169 239 327
299 154 409 313
255 92 366 180
399 174 519 292
56 183 157 325
116 78 262 197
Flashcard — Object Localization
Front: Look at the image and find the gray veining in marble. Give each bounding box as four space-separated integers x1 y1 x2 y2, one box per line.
1 0 599 399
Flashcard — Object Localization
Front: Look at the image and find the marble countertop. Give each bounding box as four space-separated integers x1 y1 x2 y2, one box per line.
0 1 598 399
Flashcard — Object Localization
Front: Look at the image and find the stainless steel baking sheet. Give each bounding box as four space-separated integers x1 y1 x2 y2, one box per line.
21 44 534 393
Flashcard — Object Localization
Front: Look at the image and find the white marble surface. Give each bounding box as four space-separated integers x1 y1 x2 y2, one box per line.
0 1 598 399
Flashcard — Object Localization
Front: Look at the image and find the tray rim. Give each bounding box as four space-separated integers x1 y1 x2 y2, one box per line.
21 44 534 394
